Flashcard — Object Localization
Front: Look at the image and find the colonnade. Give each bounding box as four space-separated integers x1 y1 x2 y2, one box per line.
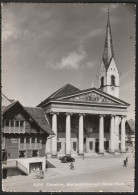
50 112 126 156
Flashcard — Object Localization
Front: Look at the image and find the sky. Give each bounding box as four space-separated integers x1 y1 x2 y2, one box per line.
2 3 135 120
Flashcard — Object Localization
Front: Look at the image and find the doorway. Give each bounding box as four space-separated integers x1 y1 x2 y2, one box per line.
29 162 42 173
83 138 86 153
104 141 109 152
3 169 7 179
95 141 99 153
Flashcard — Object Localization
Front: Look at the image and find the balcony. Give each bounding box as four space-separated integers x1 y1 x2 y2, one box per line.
19 143 42 150
3 127 25 134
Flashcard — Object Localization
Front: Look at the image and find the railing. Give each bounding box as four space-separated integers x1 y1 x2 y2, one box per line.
3 127 25 133
19 143 42 150
16 161 28 175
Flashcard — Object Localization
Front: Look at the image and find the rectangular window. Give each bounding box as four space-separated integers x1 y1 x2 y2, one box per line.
5 120 9 127
15 121 19 127
20 138 25 143
11 121 14 127
89 141 93 150
32 138 35 143
32 150 38 157
37 138 40 143
26 138 30 143
57 142 61 152
73 142 77 151
20 121 24 127
19 151 25 158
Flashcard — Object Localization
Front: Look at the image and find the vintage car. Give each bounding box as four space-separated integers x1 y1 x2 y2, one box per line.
59 155 75 163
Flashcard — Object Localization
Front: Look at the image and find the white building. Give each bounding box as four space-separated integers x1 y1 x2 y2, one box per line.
38 11 130 157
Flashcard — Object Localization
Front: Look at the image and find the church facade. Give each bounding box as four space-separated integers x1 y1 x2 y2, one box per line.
38 12 129 157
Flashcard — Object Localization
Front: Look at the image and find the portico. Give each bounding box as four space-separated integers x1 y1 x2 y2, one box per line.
39 86 129 157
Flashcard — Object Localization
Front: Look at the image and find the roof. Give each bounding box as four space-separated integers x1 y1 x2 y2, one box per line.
38 82 130 107
38 83 80 107
102 10 114 70
3 101 18 114
3 101 54 135
126 119 135 132
56 87 129 106
24 107 54 135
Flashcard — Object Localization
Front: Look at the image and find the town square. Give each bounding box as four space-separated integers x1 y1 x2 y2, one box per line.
2 3 135 192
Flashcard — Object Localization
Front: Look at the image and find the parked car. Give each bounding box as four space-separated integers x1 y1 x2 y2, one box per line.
59 155 75 163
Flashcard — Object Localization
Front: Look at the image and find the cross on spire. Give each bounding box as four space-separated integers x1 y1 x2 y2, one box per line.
103 9 114 70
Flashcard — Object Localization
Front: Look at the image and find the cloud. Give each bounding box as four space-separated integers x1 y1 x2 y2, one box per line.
46 48 87 70
86 61 98 68
80 29 104 44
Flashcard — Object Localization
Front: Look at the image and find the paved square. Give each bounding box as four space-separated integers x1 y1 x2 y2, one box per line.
3 153 134 192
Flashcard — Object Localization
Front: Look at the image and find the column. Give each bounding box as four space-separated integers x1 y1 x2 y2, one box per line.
110 115 115 153
51 113 58 157
114 116 120 151
66 113 71 155
121 116 126 153
46 136 51 154
99 115 104 154
79 114 84 155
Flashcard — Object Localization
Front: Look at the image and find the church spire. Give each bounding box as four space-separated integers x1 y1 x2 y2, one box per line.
103 9 114 70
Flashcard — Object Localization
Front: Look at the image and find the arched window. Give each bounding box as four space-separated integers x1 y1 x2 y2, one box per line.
101 77 104 87
111 75 115 86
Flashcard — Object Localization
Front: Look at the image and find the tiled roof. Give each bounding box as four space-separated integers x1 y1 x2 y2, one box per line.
24 107 54 135
3 101 54 135
38 83 80 107
3 101 18 114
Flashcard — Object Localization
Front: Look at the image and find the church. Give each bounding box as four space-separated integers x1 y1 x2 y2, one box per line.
38 11 130 157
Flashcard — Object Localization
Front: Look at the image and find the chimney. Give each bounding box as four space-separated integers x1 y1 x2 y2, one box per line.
91 83 94 88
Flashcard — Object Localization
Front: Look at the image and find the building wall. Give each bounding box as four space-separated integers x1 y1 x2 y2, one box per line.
5 137 18 159
7 168 23 177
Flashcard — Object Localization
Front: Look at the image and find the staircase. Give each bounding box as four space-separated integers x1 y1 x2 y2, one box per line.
16 161 28 175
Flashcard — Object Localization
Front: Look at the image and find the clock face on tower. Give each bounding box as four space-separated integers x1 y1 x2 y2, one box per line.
111 86 115 91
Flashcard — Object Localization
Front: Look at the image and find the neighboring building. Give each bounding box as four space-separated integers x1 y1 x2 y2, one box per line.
38 11 130 157
2 101 54 178
125 119 135 147
2 94 14 108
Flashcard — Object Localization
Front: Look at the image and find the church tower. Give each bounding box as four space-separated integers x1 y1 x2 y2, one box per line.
99 10 119 98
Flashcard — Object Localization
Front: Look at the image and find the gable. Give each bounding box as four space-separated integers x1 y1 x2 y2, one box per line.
62 91 118 104
3 101 54 135
107 58 119 74
56 88 129 106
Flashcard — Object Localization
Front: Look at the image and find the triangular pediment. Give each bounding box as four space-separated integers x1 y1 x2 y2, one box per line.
56 88 129 106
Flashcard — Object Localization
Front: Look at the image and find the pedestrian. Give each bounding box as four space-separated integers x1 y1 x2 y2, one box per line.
70 162 74 170
124 159 127 167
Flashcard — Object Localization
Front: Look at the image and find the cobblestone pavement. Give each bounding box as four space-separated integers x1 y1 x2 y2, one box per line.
2 153 135 192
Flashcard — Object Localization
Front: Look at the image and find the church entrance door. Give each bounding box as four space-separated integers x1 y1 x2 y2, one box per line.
104 141 109 152
95 141 99 153
83 138 86 153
